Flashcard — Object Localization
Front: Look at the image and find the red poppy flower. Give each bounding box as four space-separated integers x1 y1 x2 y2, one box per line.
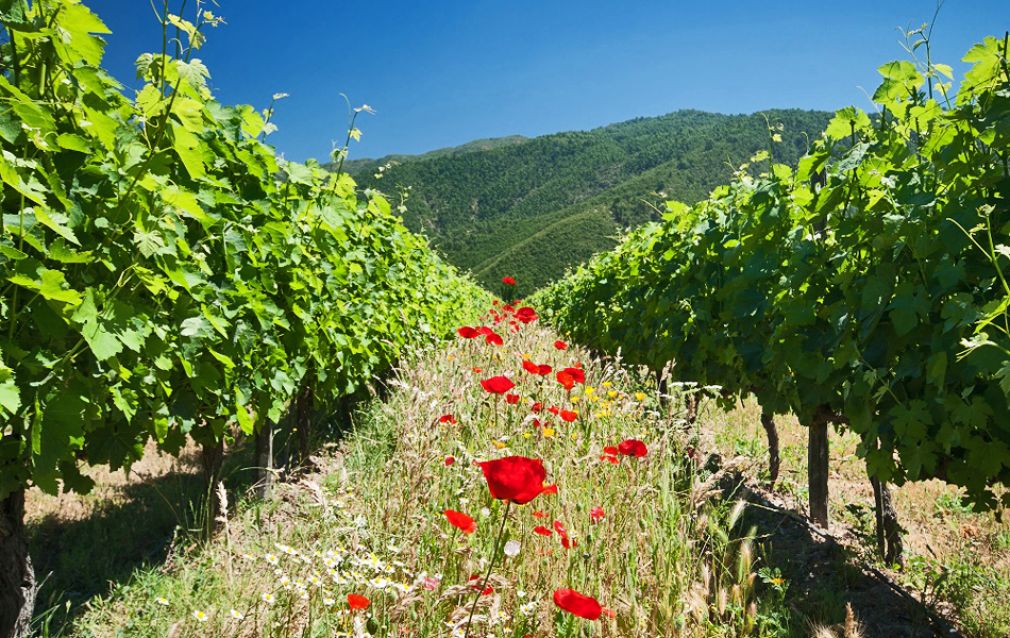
481 376 515 394
515 306 538 324
561 367 585 384
444 456 455 466
444 509 477 534
502 276 517 286
590 506 605 523
439 414 457 425
542 484 558 495
556 371 575 390
533 510 548 518
560 409 578 423
617 439 648 457
548 405 560 415
522 360 540 374
485 332 504 346
561 535 578 549
531 401 544 413
553 520 568 536
347 594 371 611
600 445 620 464
457 326 480 339
503 304 516 313
533 525 553 536
477 326 495 336
478 456 550 504
467 575 494 595
472 367 482 373
537 364 552 375
553 589 601 620
506 393 520 405
554 340 568 350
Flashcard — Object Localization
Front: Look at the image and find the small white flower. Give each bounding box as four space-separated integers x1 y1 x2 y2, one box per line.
261 592 275 605
155 596 170 607
322 596 336 607
264 553 279 566
503 540 521 557
191 610 208 623
229 608 245 620
480 507 491 518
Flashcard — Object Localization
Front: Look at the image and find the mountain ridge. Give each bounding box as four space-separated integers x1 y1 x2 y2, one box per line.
345 108 833 295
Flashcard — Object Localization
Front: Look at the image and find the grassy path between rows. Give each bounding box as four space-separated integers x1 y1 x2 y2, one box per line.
68 314 767 638
43 306 994 638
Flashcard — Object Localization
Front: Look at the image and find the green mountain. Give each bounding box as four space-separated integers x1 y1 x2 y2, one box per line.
347 109 832 295
341 135 528 175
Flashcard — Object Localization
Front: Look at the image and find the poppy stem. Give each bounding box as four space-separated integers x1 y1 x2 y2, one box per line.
462 500 510 638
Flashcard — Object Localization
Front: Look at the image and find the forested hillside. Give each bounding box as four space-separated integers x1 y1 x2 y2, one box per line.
349 109 831 294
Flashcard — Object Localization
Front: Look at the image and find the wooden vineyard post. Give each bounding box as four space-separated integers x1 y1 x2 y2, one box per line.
808 407 830 527
254 420 275 498
760 408 781 486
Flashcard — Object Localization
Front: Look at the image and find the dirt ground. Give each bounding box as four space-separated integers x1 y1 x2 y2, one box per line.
704 396 1010 638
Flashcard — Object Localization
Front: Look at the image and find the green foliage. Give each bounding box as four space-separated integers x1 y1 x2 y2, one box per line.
535 35 1010 509
0 0 489 500
347 109 831 295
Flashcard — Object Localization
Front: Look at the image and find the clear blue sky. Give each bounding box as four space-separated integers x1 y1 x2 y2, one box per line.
85 0 1007 162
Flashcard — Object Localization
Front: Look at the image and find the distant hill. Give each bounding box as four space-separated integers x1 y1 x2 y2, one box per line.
344 109 832 295
340 135 528 175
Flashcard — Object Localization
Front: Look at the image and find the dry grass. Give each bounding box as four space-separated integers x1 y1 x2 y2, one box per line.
71 323 775 638
26 441 201 526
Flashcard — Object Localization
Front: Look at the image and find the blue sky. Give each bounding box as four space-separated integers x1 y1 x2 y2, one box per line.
85 1 1007 162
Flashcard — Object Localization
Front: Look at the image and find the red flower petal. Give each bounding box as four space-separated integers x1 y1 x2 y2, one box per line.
537 364 553 376
478 456 549 504
457 326 480 339
554 340 568 350
502 276 517 285
590 506 605 523
617 439 648 457
444 509 477 534
561 367 585 384
560 409 577 423
531 401 544 413
444 456 455 466
347 594 371 611
556 371 575 390
522 360 540 374
506 393 520 405
439 414 457 424
485 332 504 346
515 306 538 324
481 376 515 394
533 525 553 536
553 588 602 620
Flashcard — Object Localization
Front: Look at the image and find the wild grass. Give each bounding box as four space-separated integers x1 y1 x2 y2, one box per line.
70 323 780 637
